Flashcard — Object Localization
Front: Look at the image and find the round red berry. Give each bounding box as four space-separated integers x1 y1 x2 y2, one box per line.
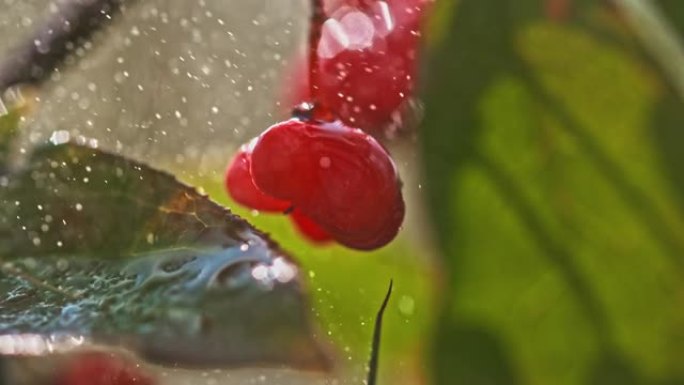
250 118 404 250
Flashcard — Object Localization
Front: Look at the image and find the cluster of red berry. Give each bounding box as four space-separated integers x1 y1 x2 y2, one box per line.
225 0 431 250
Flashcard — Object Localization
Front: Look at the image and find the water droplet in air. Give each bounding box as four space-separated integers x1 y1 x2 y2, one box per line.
398 295 415 316
49 130 70 145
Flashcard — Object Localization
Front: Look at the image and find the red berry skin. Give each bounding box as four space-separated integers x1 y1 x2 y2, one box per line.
251 119 404 250
290 208 334 244
55 352 154 385
317 48 413 131
225 142 291 212
281 0 432 133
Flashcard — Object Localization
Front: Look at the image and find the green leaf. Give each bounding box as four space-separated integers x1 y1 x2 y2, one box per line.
422 1 684 384
0 108 20 170
0 143 329 370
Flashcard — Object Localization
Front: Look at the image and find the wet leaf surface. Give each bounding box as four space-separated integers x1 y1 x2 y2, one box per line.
0 142 329 371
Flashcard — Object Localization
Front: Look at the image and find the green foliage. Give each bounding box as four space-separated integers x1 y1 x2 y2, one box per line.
0 140 328 370
200 176 437 383
0 109 20 168
421 1 684 384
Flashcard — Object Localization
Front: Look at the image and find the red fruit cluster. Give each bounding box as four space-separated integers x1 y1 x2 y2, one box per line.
225 106 404 250
281 0 432 135
225 0 426 250
55 352 154 385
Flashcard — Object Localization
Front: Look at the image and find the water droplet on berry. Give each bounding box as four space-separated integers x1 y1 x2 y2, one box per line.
318 19 350 59
319 156 331 168
340 12 375 49
398 295 415 316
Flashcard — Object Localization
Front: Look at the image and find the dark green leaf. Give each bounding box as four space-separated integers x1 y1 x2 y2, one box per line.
0 143 329 370
0 108 20 171
422 1 684 384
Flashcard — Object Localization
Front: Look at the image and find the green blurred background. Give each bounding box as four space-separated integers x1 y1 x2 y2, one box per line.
423 1 684 384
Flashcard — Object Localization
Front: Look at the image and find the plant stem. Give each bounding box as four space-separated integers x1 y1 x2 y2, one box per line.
0 0 136 91
367 280 393 385
309 0 326 103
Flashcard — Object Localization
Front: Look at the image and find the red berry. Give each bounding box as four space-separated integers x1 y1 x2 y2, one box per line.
225 140 291 212
290 208 334 243
224 133 336 246
250 118 404 250
280 0 432 134
55 352 154 385
545 0 572 21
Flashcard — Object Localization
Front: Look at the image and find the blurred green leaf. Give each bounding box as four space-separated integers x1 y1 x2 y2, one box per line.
0 108 20 170
0 143 329 371
422 1 684 384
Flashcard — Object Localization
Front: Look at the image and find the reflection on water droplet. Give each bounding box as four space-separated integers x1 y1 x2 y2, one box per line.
371 1 394 37
340 11 375 49
318 19 350 59
60 304 82 325
251 265 269 281
319 156 331 168
398 295 415 316
49 130 71 145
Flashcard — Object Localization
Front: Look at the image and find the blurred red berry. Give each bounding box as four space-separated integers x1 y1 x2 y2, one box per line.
225 140 291 212
280 0 432 134
251 118 404 250
55 352 154 385
545 0 572 22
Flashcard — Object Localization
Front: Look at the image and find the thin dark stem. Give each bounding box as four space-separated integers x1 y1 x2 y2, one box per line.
308 0 326 103
0 0 135 91
367 280 393 385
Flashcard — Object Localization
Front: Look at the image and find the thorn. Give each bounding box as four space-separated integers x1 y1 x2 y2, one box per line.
367 279 393 385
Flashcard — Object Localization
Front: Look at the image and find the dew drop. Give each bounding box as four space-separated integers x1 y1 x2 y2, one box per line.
319 156 331 168
49 130 70 145
56 259 69 271
398 295 415 316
